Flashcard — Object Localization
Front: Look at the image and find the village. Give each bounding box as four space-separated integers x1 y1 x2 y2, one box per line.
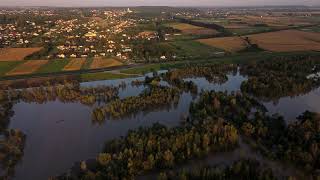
0 8 162 61
0 6 319 78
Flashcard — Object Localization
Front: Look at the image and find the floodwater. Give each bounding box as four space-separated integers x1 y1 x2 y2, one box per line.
5 71 320 180
264 87 320 122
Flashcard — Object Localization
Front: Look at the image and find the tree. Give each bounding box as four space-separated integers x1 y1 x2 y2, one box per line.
97 153 111 166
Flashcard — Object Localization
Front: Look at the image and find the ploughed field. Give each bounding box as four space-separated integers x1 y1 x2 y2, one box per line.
167 23 219 35
197 37 248 52
89 57 123 69
6 60 48 76
246 30 320 52
0 57 124 77
0 48 43 61
198 29 320 52
63 58 87 71
194 14 320 36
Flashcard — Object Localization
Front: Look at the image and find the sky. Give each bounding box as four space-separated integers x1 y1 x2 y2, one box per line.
0 0 319 7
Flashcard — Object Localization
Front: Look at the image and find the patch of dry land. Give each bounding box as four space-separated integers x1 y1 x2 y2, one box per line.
224 25 250 29
6 60 48 76
63 58 86 71
197 37 248 52
0 48 43 61
168 23 219 35
90 58 123 69
246 30 320 52
231 15 313 27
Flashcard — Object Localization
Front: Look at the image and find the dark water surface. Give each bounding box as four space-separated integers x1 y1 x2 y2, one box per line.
7 72 320 180
264 88 320 122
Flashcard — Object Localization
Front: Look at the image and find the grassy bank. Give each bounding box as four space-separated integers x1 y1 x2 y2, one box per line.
0 61 23 76
37 60 69 73
80 72 137 82
122 51 320 75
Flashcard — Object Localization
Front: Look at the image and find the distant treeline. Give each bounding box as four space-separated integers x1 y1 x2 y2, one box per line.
173 17 229 34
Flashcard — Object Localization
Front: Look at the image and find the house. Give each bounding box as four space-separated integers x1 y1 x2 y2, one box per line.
160 56 166 60
85 32 97 38
123 48 132 52
70 54 77 58
58 54 66 58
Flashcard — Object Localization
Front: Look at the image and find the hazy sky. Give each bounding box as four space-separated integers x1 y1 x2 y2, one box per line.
1 0 319 7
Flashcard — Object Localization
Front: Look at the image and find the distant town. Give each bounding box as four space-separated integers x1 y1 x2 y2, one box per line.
1 6 319 62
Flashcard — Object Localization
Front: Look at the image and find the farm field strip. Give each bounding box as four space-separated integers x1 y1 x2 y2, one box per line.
6 60 48 76
63 58 86 71
0 48 43 61
197 37 248 52
167 23 219 35
168 40 224 57
36 60 69 74
168 23 206 30
90 58 123 69
246 30 320 52
197 29 320 52
229 15 315 27
0 61 23 76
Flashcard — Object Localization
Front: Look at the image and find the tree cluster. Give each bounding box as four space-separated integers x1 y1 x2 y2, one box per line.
190 90 320 177
58 119 238 179
0 129 26 179
163 64 237 84
92 86 181 122
241 55 320 100
6 82 119 106
159 159 276 180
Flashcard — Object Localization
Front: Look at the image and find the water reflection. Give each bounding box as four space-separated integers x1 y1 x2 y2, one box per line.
185 71 247 92
9 95 188 180
2 68 320 179
264 87 320 122
7 87 192 179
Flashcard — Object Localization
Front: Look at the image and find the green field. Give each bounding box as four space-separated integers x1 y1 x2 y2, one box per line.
228 27 274 35
167 34 200 41
299 25 320 33
0 61 23 77
168 40 224 58
194 18 231 26
36 60 69 74
121 64 163 75
80 72 135 82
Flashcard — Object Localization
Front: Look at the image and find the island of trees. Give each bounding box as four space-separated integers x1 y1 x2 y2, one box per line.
190 90 320 178
240 55 320 100
92 86 181 122
57 119 238 179
158 159 276 180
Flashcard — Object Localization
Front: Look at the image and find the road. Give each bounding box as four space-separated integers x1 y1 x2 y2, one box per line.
0 63 146 82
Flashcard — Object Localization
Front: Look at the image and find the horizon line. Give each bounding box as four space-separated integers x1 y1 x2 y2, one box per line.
0 5 320 8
